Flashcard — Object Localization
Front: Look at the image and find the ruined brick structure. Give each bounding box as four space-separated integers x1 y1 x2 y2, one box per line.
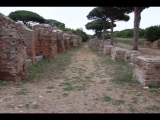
63 31 74 35
77 36 82 45
63 31 79 48
16 23 36 63
89 38 101 47
33 24 57 59
63 33 71 49
103 45 114 54
152 39 160 49
69 35 77 47
133 56 160 86
143 41 152 47
111 47 128 61
99 41 105 50
56 31 65 53
124 50 141 63
0 13 27 81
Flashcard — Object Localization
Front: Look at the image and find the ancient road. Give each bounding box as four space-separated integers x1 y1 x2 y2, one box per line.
0 42 160 113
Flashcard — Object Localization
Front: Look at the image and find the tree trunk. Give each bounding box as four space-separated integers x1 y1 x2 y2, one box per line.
95 30 98 38
110 19 114 45
133 7 141 50
102 20 106 42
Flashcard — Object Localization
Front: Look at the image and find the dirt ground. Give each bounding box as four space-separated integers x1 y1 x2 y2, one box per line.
0 42 160 113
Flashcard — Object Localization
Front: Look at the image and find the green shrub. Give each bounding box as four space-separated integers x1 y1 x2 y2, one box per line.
144 25 160 42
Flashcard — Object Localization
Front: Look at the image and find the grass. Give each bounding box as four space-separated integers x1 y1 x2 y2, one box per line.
0 81 9 89
84 75 94 82
61 75 70 81
132 97 138 104
102 95 125 106
106 87 112 91
129 106 137 112
111 60 136 84
146 105 160 112
14 81 24 88
72 76 83 84
46 91 52 93
112 100 125 106
149 87 157 93
47 85 55 89
33 104 39 109
102 95 112 102
59 82 75 91
74 83 86 90
22 44 83 82
99 80 106 84
16 88 28 95
116 37 146 46
89 44 139 85
78 68 86 72
25 104 30 109
62 93 69 97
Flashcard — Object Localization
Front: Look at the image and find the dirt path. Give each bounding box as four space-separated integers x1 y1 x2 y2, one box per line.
0 43 160 113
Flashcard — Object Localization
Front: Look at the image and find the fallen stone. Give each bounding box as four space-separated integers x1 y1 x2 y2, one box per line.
26 59 32 66
36 55 43 62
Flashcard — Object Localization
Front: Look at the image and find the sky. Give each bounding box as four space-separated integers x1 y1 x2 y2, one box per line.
0 7 160 35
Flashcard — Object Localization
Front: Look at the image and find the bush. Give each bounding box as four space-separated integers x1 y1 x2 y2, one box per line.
144 25 160 42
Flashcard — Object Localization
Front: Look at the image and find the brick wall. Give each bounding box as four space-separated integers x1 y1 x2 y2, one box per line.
133 56 160 86
0 13 27 81
33 24 57 59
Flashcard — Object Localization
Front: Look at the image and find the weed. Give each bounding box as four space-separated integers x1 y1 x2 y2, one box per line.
93 98 100 101
132 97 138 104
102 95 112 102
63 86 74 91
15 82 24 86
47 85 55 89
99 80 106 84
62 93 69 97
146 105 160 112
22 44 82 82
106 87 112 91
25 104 30 109
33 104 39 109
112 100 125 106
128 106 137 112
74 83 86 90
149 87 157 93
72 77 83 84
46 91 52 93
16 88 28 95
60 82 74 91
78 68 86 72
0 81 9 89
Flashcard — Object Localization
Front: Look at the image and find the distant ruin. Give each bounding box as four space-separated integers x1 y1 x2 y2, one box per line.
0 12 83 81
89 38 160 87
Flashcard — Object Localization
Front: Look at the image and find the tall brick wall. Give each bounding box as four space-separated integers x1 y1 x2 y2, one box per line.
16 23 36 63
63 33 71 49
0 13 27 81
33 24 57 59
152 40 160 49
57 31 65 53
77 36 82 45
70 35 78 47
143 41 152 47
